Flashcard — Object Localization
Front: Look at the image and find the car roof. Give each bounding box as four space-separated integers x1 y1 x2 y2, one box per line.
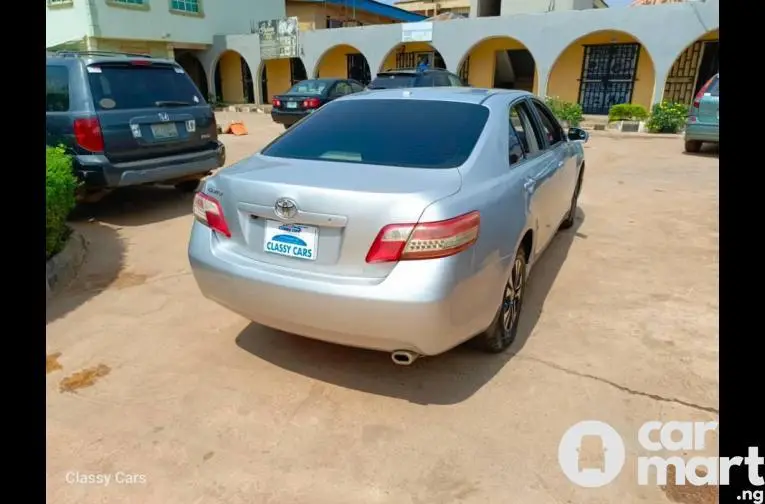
46 51 177 67
343 87 532 105
376 67 452 75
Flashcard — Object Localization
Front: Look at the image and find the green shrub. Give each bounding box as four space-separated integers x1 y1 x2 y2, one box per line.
608 103 649 122
544 96 584 127
46 146 78 259
646 101 688 134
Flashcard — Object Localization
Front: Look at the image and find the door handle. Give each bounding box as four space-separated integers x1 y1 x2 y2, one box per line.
524 177 537 192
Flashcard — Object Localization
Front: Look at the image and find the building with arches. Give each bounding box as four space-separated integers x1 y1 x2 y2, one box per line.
199 0 716 114
48 0 718 115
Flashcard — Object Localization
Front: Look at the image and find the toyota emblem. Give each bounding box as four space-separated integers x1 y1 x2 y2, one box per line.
274 198 298 220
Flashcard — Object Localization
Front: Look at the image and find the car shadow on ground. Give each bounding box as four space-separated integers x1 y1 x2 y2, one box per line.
682 143 719 158
46 221 125 325
70 185 195 227
235 210 585 405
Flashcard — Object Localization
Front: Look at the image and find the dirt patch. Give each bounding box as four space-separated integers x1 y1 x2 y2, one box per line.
59 364 111 393
46 353 63 374
661 466 718 504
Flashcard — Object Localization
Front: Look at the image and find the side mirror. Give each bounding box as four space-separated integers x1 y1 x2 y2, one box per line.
567 127 589 143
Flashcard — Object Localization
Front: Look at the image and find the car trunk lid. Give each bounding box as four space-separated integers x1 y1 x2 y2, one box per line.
209 155 462 279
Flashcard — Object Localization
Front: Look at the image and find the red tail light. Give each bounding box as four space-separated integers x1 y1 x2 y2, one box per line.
303 98 321 109
272 98 281 107
365 211 480 263
193 192 231 238
73 116 105 153
130 60 152 66
693 76 716 109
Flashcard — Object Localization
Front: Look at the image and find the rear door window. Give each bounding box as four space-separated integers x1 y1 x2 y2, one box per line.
261 99 490 169
530 100 564 147
706 75 719 96
46 65 70 112
333 81 352 97
87 64 205 110
509 101 541 164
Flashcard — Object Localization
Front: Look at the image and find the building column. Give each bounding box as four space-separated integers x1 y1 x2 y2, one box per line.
536 67 550 98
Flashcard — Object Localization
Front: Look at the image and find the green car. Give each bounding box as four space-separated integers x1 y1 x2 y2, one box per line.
684 73 719 153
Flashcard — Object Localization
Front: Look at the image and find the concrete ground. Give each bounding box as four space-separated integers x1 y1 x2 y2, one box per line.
46 113 719 504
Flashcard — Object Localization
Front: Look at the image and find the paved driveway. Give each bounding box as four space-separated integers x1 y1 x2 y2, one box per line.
46 114 719 504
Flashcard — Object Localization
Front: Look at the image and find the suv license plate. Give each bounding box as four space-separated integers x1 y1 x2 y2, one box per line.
151 123 179 139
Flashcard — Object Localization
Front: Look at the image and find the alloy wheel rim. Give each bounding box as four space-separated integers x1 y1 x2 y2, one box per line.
501 258 525 336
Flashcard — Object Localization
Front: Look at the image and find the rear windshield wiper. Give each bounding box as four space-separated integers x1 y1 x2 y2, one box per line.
155 100 193 107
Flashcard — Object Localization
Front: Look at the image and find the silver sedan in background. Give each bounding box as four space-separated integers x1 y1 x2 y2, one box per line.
188 88 588 365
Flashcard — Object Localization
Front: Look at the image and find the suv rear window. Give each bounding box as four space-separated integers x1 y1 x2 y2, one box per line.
368 74 419 89
87 64 205 110
261 99 489 169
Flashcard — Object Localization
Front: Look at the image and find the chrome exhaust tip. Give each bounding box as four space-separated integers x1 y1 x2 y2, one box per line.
391 350 419 366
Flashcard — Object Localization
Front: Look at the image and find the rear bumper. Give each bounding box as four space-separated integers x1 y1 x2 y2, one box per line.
685 122 719 143
188 223 496 356
76 141 226 189
270 109 311 126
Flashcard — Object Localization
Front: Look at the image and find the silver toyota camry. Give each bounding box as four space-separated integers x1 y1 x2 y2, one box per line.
188 87 587 365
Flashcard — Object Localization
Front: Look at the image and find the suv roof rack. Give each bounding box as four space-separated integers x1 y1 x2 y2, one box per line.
50 50 156 59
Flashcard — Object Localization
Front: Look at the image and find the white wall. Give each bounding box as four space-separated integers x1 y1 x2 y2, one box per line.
91 0 286 45
46 2 92 48
46 0 286 49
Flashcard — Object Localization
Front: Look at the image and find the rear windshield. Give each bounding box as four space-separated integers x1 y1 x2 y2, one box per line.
706 75 719 96
261 99 490 169
87 64 205 111
286 80 330 95
368 74 418 89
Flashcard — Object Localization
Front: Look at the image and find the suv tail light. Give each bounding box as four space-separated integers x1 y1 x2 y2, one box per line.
73 116 105 153
693 76 716 109
365 211 480 263
303 98 321 109
272 98 281 107
193 192 231 238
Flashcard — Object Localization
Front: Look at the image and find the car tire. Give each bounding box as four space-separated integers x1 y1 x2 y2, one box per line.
560 165 584 230
684 140 702 153
283 124 290 130
472 247 527 353
174 179 203 193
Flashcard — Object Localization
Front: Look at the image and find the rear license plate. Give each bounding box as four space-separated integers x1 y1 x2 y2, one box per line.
263 220 317 261
286 102 298 109
150 123 179 139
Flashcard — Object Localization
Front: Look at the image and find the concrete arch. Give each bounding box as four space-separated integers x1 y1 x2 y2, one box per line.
455 36 538 93
314 44 372 84
377 42 447 74
662 29 718 105
547 29 657 115
212 50 256 104
257 57 309 104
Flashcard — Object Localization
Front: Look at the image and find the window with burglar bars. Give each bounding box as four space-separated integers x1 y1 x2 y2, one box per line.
577 43 641 115
171 0 201 14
